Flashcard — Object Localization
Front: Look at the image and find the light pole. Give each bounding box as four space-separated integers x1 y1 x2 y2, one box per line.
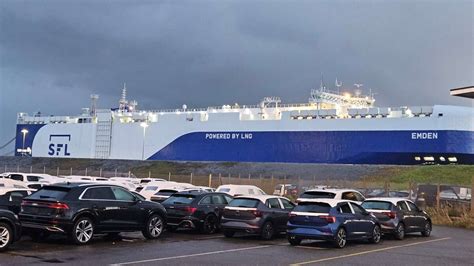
140 122 149 160
21 129 28 156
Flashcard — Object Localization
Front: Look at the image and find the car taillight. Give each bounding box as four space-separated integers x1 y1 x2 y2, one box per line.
251 210 262 217
383 211 397 219
320 215 336 223
288 212 297 218
184 207 197 214
48 202 70 210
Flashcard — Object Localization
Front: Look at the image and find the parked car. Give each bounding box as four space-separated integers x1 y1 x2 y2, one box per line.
162 191 233 233
140 181 194 200
216 185 266 197
0 179 29 189
287 199 381 248
3 172 45 190
361 197 432 240
19 183 167 245
136 178 167 192
221 195 294 240
297 189 365 204
0 188 34 214
273 184 299 197
0 210 22 251
150 189 184 203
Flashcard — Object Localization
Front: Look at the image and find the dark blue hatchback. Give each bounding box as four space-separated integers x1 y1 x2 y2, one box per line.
287 199 381 248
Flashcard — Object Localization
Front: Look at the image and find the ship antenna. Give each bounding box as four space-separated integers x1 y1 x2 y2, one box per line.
119 82 128 111
335 78 342 94
320 73 326 91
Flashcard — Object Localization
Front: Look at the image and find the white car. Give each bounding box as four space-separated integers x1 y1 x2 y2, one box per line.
216 185 266 197
183 186 215 192
109 177 141 186
2 172 47 190
63 175 109 182
0 179 29 189
297 188 366 204
139 181 195 200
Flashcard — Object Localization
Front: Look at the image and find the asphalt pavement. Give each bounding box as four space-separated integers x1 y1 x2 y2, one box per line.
0 226 472 265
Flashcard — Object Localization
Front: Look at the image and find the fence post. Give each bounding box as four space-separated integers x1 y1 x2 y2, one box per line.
208 174 212 187
271 175 274 189
85 168 88 176
70 168 73 175
228 173 231 184
471 176 474 217
99 168 102 177
56 167 59 176
115 169 117 176
43 166 46 174
128 171 131 177
190 173 193 184
30 166 32 173
248 174 251 180
17 165 19 172
284 175 287 185
4 165 6 173
168 172 171 181
436 182 440 211
148 171 151 178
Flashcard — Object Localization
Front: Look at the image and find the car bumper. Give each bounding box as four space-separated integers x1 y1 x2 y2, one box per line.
379 221 398 233
220 219 261 233
167 216 201 229
19 215 73 234
287 225 336 240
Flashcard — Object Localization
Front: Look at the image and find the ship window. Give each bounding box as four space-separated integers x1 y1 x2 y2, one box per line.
438 113 443 117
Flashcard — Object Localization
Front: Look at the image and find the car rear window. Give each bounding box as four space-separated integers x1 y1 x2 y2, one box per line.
155 189 177 196
300 191 336 199
362 201 392 210
293 202 331 213
217 188 231 193
29 187 70 200
164 194 196 204
144 186 158 191
228 198 259 208
27 176 41 182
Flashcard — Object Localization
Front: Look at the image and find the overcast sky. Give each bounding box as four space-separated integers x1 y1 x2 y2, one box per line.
0 0 473 151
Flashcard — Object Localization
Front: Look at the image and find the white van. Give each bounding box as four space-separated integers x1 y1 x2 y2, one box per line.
216 185 266 197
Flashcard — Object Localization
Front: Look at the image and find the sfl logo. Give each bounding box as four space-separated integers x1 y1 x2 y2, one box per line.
48 134 71 156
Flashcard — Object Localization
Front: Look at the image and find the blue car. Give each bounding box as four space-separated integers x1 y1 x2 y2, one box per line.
287 199 381 248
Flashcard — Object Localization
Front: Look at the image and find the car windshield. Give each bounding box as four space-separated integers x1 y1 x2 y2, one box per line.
228 198 259 208
217 188 231 193
293 202 331 213
28 186 70 200
362 201 392 210
144 186 158 191
155 189 177 196
163 194 196 204
300 191 336 199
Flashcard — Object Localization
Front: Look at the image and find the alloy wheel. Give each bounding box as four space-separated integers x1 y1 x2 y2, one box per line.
75 219 93 244
0 225 10 249
371 225 381 243
149 216 163 237
336 228 346 248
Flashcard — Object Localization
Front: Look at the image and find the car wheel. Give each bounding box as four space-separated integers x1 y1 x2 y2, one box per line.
201 215 218 234
0 222 12 251
369 225 381 244
421 221 432 237
394 223 405 240
71 217 94 245
223 230 235 238
261 221 274 240
288 235 302 246
334 227 347 248
142 214 164 239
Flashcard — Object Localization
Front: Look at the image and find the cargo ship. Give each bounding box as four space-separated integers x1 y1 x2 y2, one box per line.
14 83 474 165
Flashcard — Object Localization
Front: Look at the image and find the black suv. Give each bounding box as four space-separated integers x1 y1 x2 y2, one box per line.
0 209 22 251
162 191 233 234
19 183 167 244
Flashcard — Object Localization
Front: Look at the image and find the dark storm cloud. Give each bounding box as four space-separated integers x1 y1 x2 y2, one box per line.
0 0 473 147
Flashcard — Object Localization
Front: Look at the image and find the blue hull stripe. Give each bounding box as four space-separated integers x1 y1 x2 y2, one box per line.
147 130 474 165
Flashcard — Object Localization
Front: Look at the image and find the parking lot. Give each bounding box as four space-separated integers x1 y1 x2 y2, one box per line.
0 225 472 265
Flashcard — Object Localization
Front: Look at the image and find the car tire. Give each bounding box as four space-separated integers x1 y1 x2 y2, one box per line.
0 222 12 252
421 221 432 237
142 214 164 239
369 225 381 244
261 221 275 240
394 223 405 240
288 235 302 246
223 230 235 238
201 214 218 234
71 217 94 245
334 227 347 248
